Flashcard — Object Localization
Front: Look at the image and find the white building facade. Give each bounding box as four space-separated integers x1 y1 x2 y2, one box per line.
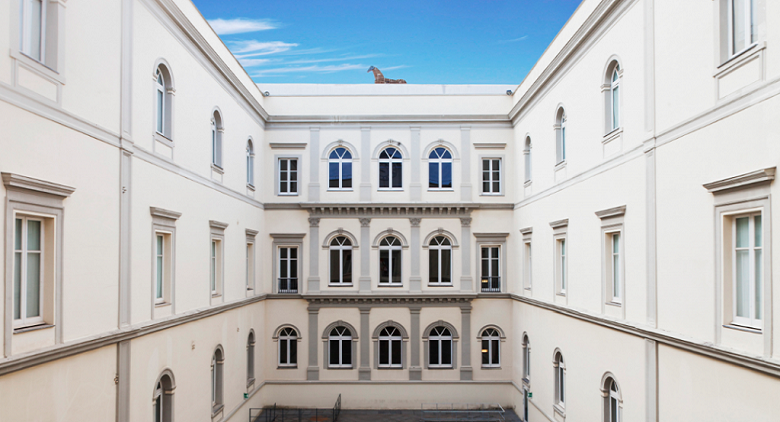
1 0 779 421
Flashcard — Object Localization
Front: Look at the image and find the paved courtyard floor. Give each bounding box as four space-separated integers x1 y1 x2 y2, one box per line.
256 408 523 422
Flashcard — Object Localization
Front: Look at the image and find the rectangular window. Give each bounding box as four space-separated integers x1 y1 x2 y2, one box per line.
557 238 567 294
153 233 173 304
732 213 762 328
605 232 622 303
278 247 298 293
524 241 532 290
246 242 254 290
20 0 45 62
278 158 298 195
210 239 222 296
13 216 44 326
480 246 500 292
729 0 756 56
481 159 501 194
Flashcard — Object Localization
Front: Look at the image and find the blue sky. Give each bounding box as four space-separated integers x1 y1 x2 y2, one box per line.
191 0 582 85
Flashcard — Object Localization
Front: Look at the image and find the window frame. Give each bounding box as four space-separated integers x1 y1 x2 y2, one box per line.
427 235 453 286
480 328 501 368
522 228 533 292
378 236 403 286
554 352 566 413
555 107 567 165
328 147 354 191
480 245 501 293
428 147 454 191
277 327 299 368
211 347 224 415
378 147 403 190
427 326 454 368
153 231 173 306
246 139 255 188
550 219 569 298
329 236 354 286
378 326 403 369
730 211 763 328
522 335 531 383
208 220 227 302
247 331 256 387
480 157 503 196
278 246 299 293
276 156 300 196
211 110 224 169
610 67 620 131
328 326 354 369
12 215 45 327
523 137 532 184
20 0 47 63
727 0 756 58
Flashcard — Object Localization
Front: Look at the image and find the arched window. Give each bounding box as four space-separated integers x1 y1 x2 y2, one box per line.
328 147 353 190
328 326 353 368
329 236 353 285
153 372 175 422
378 326 402 368
379 236 402 285
211 347 224 411
246 139 255 187
379 147 403 189
604 377 622 422
428 326 453 368
610 66 620 131
154 64 174 139
481 328 500 367
522 335 531 380
554 351 565 408
555 107 566 164
428 147 453 190
211 110 223 168
247 331 255 384
428 236 452 285
524 136 532 183
278 327 298 367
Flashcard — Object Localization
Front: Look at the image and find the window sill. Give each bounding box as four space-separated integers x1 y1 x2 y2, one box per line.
277 365 298 369
428 283 454 287
602 127 623 143
428 188 454 192
605 300 622 307
556 292 566 297
524 180 532 187
327 189 354 192
480 192 504 197
553 404 566 418
723 324 762 334
378 283 404 287
13 323 54 334
555 161 567 171
154 301 172 308
524 286 532 291
427 366 454 370
153 132 175 148
10 49 65 84
480 365 502 370
247 378 256 388
211 164 224 175
328 283 354 287
246 287 254 291
211 404 224 417
378 366 403 370
378 188 404 192
328 366 354 370
211 293 222 298
277 193 299 196
522 377 530 386
246 184 255 192
717 42 761 72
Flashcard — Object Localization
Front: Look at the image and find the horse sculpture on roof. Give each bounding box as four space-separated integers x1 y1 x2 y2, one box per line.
368 66 407 84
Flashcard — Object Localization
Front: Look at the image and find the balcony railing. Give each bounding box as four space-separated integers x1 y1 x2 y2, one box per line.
480 277 501 292
278 278 298 294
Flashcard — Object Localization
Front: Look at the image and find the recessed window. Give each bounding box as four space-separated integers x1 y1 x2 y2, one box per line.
328 326 353 368
524 241 532 290
13 216 45 327
211 110 223 169
278 158 298 195
610 67 620 131
523 137 532 183
328 147 353 190
732 213 762 328
554 352 566 409
729 0 756 56
428 147 453 190
481 328 500 368
210 239 222 297
379 236 402 285
557 238 567 294
246 242 254 291
278 247 298 293
555 107 567 164
247 331 256 385
246 139 255 187
278 327 298 367
154 232 172 305
604 377 622 422
428 326 453 368
480 246 500 292
481 158 501 194
379 147 403 189
378 327 402 368
522 335 531 381
211 348 224 413
153 373 174 422
607 232 621 303
153 64 174 140
329 236 353 285
428 236 452 285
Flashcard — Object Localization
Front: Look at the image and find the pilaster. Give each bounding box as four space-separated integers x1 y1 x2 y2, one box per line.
307 306 320 380
359 218 372 292
460 217 473 291
360 127 372 201
409 306 422 380
308 128 320 201
410 127 422 201
359 307 371 380
460 304 472 380
460 126 472 201
308 218 320 293
409 218 422 292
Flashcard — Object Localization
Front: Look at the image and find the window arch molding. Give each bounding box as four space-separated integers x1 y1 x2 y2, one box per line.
321 229 360 249
422 229 459 248
321 320 359 340
600 372 623 422
371 140 410 159
422 320 459 369
523 134 532 183
152 58 175 141
422 320 459 339
211 345 225 413
553 348 566 412
247 330 256 386
602 56 623 134
372 320 408 369
321 140 360 160
475 324 506 340
553 105 567 164
211 107 225 169
372 320 409 339
153 368 176 422
246 137 255 187
522 332 531 382
371 230 409 249
422 140 460 160
272 323 302 340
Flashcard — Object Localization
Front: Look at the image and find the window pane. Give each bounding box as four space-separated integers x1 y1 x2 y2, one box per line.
157 91 164 133
342 339 352 365
441 250 451 284
429 162 439 188
379 163 389 188
733 0 746 53
379 340 389 365
492 181 500 193
290 160 298 171
442 340 452 365
392 162 402 188
483 180 490 193
754 215 762 247
483 160 490 171
750 0 757 43
429 249 439 283
392 339 402 365
290 181 297 193
27 220 41 251
329 340 339 365
380 250 389 283
755 249 762 319
156 256 163 298
482 339 489 365
29 0 43 60
343 162 352 188
429 339 439 365
442 163 452 188
15 218 22 250
13 252 21 319
290 339 297 364
491 339 500 365
343 249 352 284
280 340 288 364
612 85 620 128
330 250 340 283
26 252 40 318
736 255 750 317
736 217 749 248
329 162 339 188
391 250 402 284
280 160 288 171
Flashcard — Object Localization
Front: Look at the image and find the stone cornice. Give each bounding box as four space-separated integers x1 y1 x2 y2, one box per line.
1 173 76 198
304 294 475 309
549 218 569 229
150 206 182 220
703 167 776 193
595 205 627 219
265 114 512 125
209 220 229 230
264 203 514 217
269 142 307 150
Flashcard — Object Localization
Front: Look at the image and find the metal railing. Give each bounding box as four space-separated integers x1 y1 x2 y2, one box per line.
249 394 341 422
420 402 505 422
480 277 501 292
278 278 298 294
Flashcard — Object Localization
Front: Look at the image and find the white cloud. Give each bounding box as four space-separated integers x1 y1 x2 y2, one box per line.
253 63 367 76
238 58 273 67
207 18 277 35
498 35 528 44
285 54 380 65
230 40 298 56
